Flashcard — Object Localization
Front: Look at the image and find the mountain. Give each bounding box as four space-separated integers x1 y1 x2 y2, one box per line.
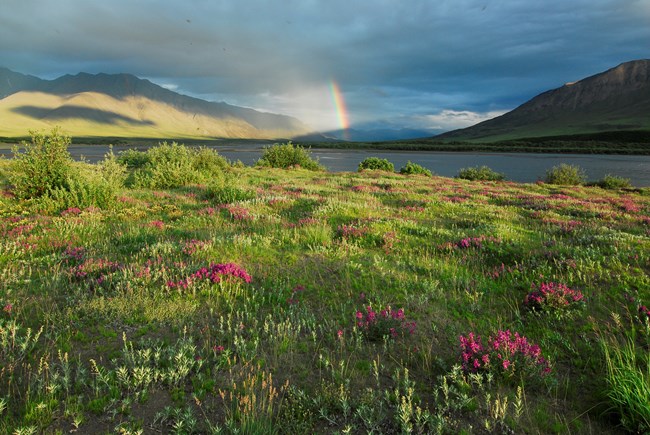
0 69 310 139
436 60 650 142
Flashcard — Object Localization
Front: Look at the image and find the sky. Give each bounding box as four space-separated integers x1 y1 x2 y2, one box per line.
1 0 649 134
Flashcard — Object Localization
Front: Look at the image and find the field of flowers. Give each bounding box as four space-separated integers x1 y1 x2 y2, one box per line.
0 135 649 433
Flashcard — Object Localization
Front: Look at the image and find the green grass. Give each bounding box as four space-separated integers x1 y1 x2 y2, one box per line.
0 149 649 433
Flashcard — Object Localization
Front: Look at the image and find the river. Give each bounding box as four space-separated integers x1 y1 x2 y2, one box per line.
1 143 649 186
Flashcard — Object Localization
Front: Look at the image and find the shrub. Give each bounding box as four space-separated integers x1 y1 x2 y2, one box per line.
399 161 432 176
10 127 75 199
544 164 586 185
255 142 323 171
37 152 126 213
192 147 230 174
117 149 150 168
597 174 632 190
457 165 505 181
358 157 394 172
130 142 231 188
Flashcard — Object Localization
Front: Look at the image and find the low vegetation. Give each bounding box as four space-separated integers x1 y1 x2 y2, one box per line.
255 141 323 171
457 165 506 181
358 157 395 172
1 129 649 433
399 161 433 176
545 163 587 185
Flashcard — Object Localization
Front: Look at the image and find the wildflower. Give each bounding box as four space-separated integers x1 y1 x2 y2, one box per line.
524 282 585 313
3 303 12 315
213 345 225 353
337 329 344 339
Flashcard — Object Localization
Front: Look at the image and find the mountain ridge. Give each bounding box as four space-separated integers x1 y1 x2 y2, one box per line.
436 59 650 142
0 68 310 139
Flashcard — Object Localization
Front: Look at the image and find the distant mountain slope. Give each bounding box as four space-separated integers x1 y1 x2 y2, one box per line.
437 60 650 142
0 69 310 139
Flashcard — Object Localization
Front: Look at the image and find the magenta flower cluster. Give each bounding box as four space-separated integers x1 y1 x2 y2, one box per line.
337 224 368 239
182 239 210 256
459 330 551 376
524 282 585 312
167 262 252 290
63 246 86 263
355 305 416 341
455 235 500 249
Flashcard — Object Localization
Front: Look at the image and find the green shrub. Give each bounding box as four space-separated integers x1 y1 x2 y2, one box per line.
132 143 198 188
117 149 150 168
10 127 75 199
399 161 432 176
255 142 323 171
358 157 394 172
545 164 586 185
597 174 632 190
36 151 126 213
457 165 505 181
192 147 230 174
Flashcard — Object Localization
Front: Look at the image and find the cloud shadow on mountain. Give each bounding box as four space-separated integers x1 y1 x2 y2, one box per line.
12 105 155 126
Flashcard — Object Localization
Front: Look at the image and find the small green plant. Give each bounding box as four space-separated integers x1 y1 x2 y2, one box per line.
457 165 505 181
358 157 394 172
544 164 586 185
601 338 650 433
596 174 632 190
10 127 75 199
399 161 432 176
255 142 323 170
203 179 255 204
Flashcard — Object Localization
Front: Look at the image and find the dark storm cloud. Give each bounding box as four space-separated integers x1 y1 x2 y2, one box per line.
1 0 648 130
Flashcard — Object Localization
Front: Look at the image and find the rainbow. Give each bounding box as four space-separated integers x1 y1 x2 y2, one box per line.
330 81 350 139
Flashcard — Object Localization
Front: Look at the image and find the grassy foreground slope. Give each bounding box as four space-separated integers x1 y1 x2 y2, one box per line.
0 154 649 433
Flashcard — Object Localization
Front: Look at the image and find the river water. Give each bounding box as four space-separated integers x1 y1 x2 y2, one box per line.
2 143 649 186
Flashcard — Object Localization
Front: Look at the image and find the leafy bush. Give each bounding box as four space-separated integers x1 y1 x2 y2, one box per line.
129 142 230 188
596 174 632 190
255 142 323 171
192 147 230 174
117 149 150 168
545 164 586 185
10 127 75 199
457 165 505 181
358 157 394 172
37 150 126 213
399 161 432 176
132 143 198 188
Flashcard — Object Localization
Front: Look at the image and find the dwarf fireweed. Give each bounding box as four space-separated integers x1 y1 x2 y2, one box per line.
524 282 585 313
459 330 551 377
355 305 416 341
337 224 368 240
167 262 252 290
455 235 501 249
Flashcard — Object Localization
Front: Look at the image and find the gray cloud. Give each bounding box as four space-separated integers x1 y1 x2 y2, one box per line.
1 0 648 131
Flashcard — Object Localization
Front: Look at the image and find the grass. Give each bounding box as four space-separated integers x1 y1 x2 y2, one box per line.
1 150 649 433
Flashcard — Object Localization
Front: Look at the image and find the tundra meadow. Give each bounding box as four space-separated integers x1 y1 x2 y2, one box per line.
0 129 649 434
